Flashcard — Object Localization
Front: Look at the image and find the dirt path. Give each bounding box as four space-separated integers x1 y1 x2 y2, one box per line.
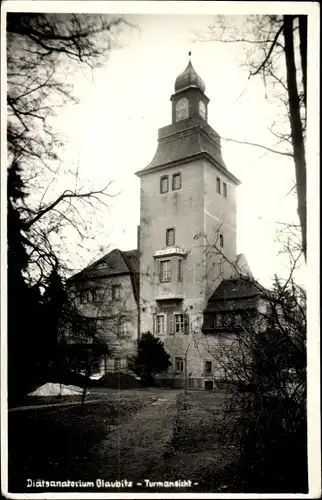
85 390 180 484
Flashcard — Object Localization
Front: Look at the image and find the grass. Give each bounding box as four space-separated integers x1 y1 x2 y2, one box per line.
165 390 240 492
7 389 158 493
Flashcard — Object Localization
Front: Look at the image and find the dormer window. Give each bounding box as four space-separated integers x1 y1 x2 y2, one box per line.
175 98 189 121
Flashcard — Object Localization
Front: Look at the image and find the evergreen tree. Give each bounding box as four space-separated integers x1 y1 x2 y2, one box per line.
130 332 171 386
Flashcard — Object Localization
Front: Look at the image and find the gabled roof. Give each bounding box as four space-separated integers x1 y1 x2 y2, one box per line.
204 277 264 313
209 277 263 301
69 248 139 282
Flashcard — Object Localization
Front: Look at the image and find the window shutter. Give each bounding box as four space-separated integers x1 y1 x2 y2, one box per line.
155 259 160 281
184 314 189 334
153 314 156 335
169 314 175 335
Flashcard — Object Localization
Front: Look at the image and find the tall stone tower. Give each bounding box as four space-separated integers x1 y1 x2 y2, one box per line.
135 56 240 385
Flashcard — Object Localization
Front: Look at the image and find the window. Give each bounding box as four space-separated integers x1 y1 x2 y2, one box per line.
177 259 183 282
175 98 189 121
224 314 233 326
219 233 224 248
172 173 181 190
111 284 121 301
175 313 184 333
114 358 121 372
91 289 98 302
204 360 212 374
175 357 184 372
223 182 227 198
166 228 175 246
79 360 87 374
92 358 100 374
213 313 223 327
173 313 189 334
216 177 221 194
119 316 131 336
234 313 242 325
80 289 91 303
199 100 206 120
156 314 165 335
160 260 171 282
160 176 169 193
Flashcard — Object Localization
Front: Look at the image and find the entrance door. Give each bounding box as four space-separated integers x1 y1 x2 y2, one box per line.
205 380 214 391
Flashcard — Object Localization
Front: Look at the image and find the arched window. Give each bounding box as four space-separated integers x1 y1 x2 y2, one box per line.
199 100 206 119
175 98 189 121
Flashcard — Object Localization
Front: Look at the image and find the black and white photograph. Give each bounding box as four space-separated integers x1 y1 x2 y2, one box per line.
1 1 320 497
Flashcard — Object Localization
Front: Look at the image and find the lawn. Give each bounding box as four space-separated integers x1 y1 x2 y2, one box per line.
7 389 158 493
164 390 240 492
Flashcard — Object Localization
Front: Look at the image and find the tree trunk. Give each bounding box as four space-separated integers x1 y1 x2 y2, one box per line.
283 15 307 260
298 15 307 115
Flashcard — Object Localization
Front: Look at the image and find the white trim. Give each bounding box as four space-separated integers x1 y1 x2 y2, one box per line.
155 313 166 335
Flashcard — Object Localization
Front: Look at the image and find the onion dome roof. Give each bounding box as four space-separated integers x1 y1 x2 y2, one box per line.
174 56 206 93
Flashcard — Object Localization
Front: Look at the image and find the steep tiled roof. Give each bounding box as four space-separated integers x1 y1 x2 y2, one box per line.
209 277 263 301
119 250 140 305
136 117 240 186
204 277 264 313
69 248 139 282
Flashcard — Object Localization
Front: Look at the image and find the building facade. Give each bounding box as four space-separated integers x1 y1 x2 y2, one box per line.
68 57 260 388
67 249 139 377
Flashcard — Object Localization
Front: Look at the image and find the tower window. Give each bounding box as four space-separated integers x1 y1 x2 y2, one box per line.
216 177 221 194
223 182 227 198
199 100 206 120
172 173 181 190
177 259 182 282
160 260 171 282
166 228 175 246
175 98 189 121
156 314 166 335
160 176 169 193
174 313 184 333
219 233 224 248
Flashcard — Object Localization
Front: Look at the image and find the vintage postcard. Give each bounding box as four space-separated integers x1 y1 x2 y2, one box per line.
1 1 320 498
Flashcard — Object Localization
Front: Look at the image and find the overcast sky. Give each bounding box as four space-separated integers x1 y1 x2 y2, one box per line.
6 2 317 289
50 11 308 287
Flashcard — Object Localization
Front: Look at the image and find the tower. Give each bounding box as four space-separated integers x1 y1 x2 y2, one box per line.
135 55 241 385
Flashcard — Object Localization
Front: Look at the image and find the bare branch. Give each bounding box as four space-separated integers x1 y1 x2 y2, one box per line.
222 137 293 157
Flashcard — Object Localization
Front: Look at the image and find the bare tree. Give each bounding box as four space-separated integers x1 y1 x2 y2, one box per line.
197 15 307 259
190 234 307 492
6 13 133 402
7 13 132 283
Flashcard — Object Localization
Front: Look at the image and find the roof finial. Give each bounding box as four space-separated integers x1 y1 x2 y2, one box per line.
188 50 192 59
